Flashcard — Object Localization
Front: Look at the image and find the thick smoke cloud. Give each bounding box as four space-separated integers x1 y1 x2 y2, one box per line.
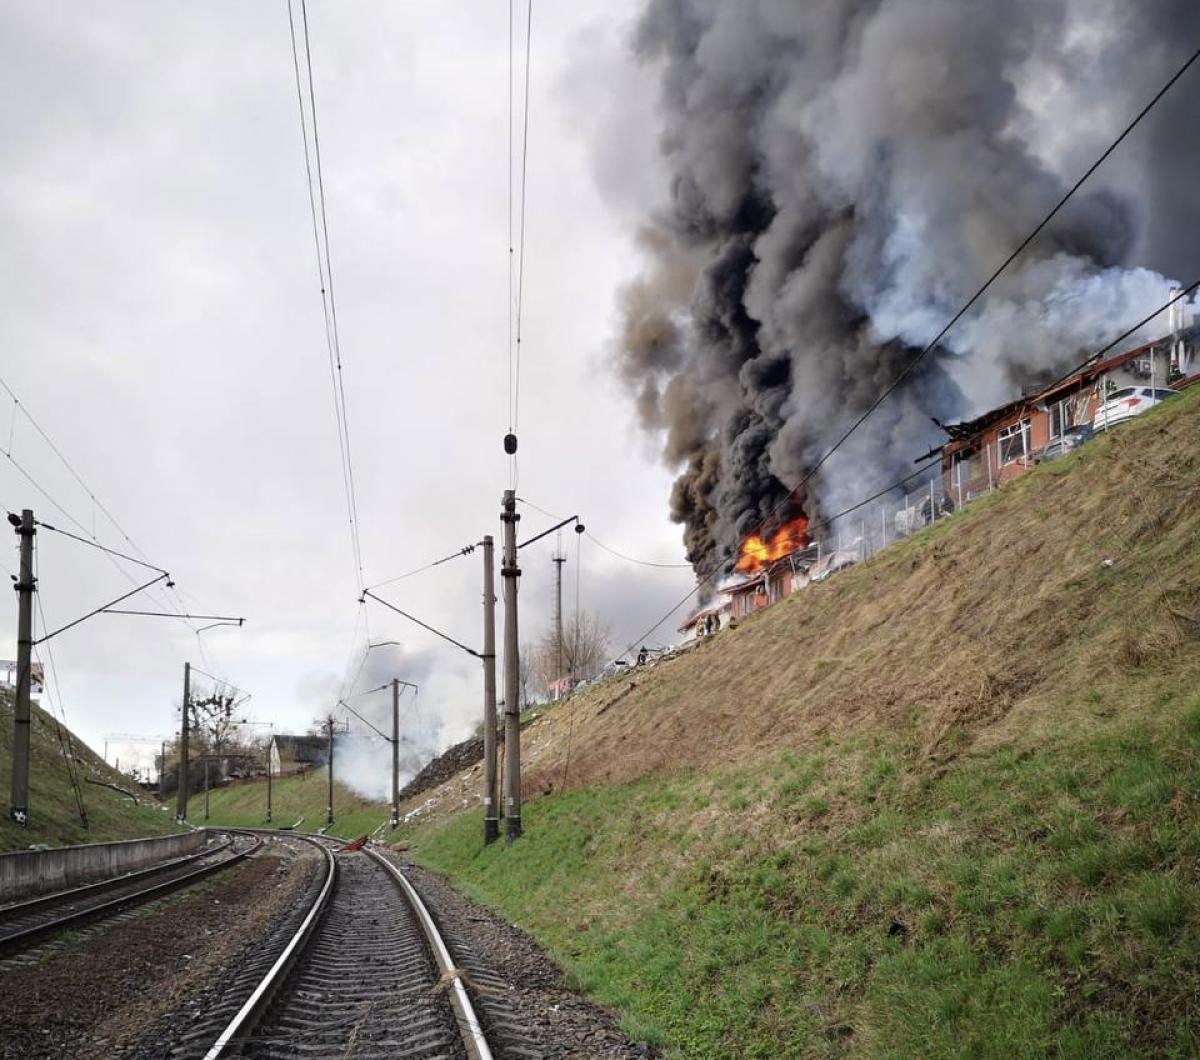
614 0 1198 578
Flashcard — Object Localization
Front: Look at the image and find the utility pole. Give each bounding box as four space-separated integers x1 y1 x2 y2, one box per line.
481 534 499 845
500 490 522 843
323 713 342 827
203 757 211 821
266 748 272 823
553 540 566 698
159 740 167 801
8 509 36 826
391 678 401 829
175 662 190 823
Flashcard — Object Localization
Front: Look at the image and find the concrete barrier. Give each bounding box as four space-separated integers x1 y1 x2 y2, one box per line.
0 829 209 904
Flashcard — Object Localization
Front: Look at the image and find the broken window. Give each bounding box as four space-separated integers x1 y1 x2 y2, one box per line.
998 419 1030 465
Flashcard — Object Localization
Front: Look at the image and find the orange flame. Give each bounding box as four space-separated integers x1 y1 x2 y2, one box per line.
734 516 808 574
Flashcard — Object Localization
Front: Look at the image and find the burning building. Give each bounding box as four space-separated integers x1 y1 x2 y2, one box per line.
722 515 816 619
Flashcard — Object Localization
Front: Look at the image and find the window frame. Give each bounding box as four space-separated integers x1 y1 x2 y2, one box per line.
997 418 1031 466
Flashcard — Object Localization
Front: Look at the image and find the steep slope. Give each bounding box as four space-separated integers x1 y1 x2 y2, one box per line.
0 692 182 852
403 388 1200 1058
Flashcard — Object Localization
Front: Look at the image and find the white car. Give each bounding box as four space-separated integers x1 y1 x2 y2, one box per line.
1093 386 1177 431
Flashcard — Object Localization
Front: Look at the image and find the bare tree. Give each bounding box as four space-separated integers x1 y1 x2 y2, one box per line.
531 611 611 698
518 641 536 711
189 685 240 757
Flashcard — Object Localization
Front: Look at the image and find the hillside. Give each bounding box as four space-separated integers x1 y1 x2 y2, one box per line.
199 767 390 839
401 388 1200 1058
0 692 182 852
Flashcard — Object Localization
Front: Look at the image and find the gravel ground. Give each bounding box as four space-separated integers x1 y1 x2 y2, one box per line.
0 839 317 1060
389 856 656 1060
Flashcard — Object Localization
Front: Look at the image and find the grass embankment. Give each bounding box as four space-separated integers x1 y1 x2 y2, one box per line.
403 390 1200 1058
0 695 182 852
198 768 389 839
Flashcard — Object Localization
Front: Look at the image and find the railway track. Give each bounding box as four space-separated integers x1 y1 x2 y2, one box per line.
203 832 492 1060
0 830 260 957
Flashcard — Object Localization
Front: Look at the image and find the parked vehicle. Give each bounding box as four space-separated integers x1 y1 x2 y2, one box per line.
1035 423 1094 463
1093 387 1177 431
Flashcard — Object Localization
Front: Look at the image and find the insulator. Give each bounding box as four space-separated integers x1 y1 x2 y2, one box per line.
503 432 518 455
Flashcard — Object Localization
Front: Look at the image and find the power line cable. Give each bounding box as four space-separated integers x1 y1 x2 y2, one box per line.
1033 279 1199 398
301 0 365 593
2 410 202 640
287 0 366 596
506 0 515 435
517 497 691 569
185 666 253 701
364 543 477 593
512 0 534 437
32 554 87 827
35 521 169 575
361 589 482 659
584 533 692 569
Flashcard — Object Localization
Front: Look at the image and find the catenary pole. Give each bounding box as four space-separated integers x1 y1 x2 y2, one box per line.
325 715 335 827
501 490 522 843
8 509 36 826
266 748 272 823
175 662 190 822
159 740 167 801
553 546 565 697
391 678 400 829
481 535 499 844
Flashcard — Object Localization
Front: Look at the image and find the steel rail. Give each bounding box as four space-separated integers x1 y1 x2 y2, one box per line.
363 844 494 1060
0 833 234 918
0 831 259 956
201 833 337 1060
203 830 493 1060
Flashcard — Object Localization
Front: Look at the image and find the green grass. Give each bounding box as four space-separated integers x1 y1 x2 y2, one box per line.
0 695 182 852
406 697 1200 1058
198 767 389 839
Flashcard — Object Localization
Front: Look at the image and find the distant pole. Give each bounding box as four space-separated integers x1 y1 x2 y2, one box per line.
325 715 334 827
203 758 210 821
266 746 273 824
390 678 400 829
500 490 522 843
175 662 191 823
159 740 167 801
8 509 36 826
481 535 499 845
553 546 566 698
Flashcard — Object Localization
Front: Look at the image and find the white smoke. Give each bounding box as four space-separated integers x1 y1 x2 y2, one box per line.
301 641 480 804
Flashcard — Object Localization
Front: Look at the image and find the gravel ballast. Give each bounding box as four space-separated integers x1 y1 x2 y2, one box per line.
0 838 320 1060
390 856 656 1060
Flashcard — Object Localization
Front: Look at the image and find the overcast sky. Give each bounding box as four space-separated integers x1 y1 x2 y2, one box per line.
0 1 694 776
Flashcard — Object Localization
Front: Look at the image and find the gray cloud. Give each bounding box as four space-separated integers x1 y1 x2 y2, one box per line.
0 1 695 776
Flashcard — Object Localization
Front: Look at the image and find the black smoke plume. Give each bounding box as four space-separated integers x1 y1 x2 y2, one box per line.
614 0 1198 579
